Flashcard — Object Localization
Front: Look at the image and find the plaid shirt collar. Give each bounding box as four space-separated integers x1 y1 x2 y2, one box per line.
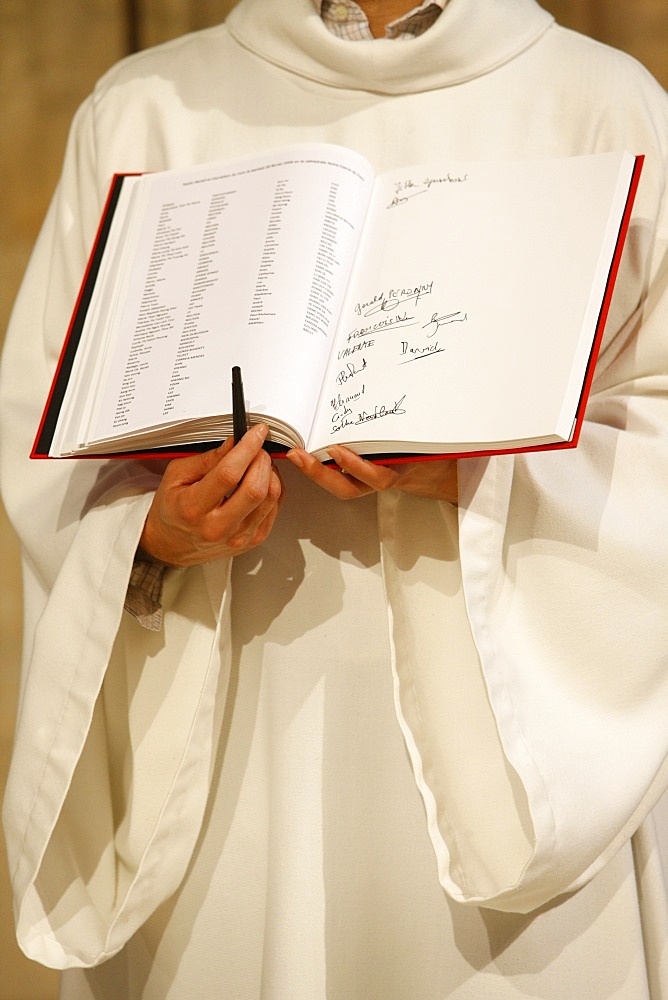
316 0 448 41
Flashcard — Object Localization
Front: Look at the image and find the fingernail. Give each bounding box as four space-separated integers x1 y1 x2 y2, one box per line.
286 449 303 469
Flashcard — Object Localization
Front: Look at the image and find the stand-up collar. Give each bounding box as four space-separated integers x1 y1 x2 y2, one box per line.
226 0 554 95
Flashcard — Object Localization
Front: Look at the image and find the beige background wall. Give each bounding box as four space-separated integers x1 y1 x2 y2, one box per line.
1 3 666 997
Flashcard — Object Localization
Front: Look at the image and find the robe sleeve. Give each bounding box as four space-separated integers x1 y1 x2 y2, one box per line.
380 136 668 913
1 98 232 967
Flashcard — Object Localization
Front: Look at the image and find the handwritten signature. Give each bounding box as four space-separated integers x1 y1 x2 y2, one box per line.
331 385 366 416
330 394 407 434
354 395 407 425
346 310 418 343
422 310 467 337
335 359 367 386
386 173 469 209
399 341 446 364
332 405 353 430
355 283 434 318
337 339 374 361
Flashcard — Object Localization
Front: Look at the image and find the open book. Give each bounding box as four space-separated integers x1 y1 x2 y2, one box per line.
33 143 641 461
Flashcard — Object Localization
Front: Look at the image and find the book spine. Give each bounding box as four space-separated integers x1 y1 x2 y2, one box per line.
32 173 129 458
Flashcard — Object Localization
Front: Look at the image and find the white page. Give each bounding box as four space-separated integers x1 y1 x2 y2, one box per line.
307 152 633 456
82 145 374 449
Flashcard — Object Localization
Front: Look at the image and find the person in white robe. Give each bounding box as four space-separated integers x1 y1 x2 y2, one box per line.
2 0 668 997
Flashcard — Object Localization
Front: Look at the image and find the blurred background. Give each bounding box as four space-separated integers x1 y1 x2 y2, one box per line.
0 2 666 997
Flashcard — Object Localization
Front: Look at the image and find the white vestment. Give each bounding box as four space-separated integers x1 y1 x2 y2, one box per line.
2 0 668 996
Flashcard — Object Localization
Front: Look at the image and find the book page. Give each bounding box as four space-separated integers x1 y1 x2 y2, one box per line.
307 152 633 456
79 145 373 450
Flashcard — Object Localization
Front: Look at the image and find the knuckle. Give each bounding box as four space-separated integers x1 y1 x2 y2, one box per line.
376 468 399 492
249 524 270 548
200 521 221 545
161 460 179 484
268 476 284 505
245 481 268 505
214 465 239 494
177 496 200 526
227 532 250 553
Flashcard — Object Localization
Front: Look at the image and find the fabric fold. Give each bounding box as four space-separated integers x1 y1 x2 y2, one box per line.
2 0 667 985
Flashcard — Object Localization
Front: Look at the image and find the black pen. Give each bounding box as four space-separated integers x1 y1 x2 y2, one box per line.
232 365 248 445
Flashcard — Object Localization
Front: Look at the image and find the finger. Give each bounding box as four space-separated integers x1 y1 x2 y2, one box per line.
205 462 284 551
222 450 282 522
188 424 271 513
166 436 235 489
327 445 398 485
326 445 400 492
285 447 378 499
230 472 284 550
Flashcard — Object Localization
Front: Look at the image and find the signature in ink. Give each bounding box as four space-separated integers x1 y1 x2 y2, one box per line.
422 311 467 337
386 191 429 209
332 405 353 430
335 359 367 386
424 173 469 188
399 341 446 364
354 395 407 425
347 311 417 342
331 386 366 412
337 339 374 360
386 173 469 208
357 283 434 318
331 414 356 433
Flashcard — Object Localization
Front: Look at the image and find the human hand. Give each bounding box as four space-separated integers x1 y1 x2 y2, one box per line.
140 424 284 566
285 444 458 504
